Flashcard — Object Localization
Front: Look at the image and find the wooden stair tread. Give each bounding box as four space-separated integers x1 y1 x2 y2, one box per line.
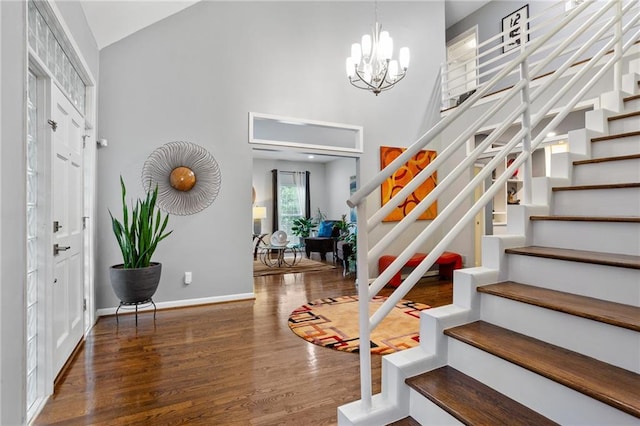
406 366 558 426
444 321 640 418
529 215 640 222
387 416 421 426
591 130 640 142
573 153 640 165
504 246 640 269
551 182 640 191
478 281 640 331
608 111 640 122
624 94 640 102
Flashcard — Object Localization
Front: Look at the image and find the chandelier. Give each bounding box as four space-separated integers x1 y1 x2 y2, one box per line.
345 5 410 96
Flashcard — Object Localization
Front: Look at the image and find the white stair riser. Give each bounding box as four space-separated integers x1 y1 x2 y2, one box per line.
551 187 640 216
447 339 639 425
507 254 640 306
624 98 640 111
591 136 640 158
608 116 640 134
409 389 463 426
572 158 640 185
531 220 640 256
480 294 640 372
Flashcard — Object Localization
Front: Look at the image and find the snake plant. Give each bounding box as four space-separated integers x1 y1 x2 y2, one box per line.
109 176 172 269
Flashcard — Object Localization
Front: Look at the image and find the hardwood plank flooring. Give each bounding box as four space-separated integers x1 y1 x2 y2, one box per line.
34 262 452 425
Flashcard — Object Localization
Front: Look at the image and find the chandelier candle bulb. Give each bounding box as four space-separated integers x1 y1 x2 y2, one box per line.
345 13 409 95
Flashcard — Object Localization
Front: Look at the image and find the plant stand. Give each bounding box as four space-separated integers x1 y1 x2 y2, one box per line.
115 298 156 325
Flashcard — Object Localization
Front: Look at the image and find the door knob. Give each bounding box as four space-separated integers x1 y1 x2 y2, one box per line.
53 244 71 255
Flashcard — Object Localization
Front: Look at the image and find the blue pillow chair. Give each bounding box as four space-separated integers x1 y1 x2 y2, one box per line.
304 220 340 261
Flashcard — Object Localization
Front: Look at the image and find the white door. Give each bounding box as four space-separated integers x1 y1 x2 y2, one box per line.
50 85 84 376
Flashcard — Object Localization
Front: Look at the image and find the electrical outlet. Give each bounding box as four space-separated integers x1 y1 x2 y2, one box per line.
184 271 192 285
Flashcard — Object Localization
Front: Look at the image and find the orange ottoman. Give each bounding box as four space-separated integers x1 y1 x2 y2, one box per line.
378 252 462 287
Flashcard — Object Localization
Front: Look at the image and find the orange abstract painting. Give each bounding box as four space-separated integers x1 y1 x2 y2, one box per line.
380 146 437 222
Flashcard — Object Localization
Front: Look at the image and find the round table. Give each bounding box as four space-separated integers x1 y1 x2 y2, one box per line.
259 244 302 267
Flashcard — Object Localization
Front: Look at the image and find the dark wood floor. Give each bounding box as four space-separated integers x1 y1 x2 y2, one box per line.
34 260 452 425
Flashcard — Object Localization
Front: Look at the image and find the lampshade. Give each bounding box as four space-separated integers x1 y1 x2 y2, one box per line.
253 206 267 220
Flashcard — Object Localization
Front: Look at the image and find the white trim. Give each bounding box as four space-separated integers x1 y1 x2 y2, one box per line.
95 293 256 317
0 1 3 420
249 112 364 155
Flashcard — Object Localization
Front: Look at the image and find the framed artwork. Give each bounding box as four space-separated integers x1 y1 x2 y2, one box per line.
502 5 529 53
380 146 437 222
349 175 357 223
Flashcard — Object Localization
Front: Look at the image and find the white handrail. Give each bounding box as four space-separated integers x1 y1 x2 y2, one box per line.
351 0 640 413
373 6 640 327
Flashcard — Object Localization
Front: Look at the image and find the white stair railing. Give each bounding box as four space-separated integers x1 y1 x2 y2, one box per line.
347 0 640 411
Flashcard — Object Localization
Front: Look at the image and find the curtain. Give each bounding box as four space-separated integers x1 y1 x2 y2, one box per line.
292 171 306 219
271 169 278 232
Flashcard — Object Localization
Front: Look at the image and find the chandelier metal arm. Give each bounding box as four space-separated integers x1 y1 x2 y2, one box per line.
349 63 407 96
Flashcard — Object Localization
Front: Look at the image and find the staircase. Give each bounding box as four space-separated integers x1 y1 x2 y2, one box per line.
338 1 640 423
340 52 640 426
389 75 640 425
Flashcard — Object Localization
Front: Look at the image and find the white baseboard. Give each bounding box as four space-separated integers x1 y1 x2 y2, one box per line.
95 292 256 317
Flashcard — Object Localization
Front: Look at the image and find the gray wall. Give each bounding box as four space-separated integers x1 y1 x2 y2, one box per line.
96 0 446 309
325 158 357 221
1 3 27 423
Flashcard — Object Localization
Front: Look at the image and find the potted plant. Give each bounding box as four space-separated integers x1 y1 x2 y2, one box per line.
291 216 317 245
335 214 350 238
343 222 357 274
109 176 172 304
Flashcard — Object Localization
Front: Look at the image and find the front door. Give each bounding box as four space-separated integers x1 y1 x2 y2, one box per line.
50 84 84 376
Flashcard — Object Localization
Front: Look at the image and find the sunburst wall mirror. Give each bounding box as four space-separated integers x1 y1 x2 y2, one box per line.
142 141 222 215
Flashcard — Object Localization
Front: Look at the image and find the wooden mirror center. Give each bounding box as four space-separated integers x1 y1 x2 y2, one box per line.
170 167 196 192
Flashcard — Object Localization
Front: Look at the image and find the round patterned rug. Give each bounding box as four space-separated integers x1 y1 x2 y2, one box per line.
288 295 430 355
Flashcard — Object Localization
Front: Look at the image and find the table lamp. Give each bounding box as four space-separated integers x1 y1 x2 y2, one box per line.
253 206 267 234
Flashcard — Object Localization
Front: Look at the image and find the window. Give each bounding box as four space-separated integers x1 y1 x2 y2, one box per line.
272 170 310 237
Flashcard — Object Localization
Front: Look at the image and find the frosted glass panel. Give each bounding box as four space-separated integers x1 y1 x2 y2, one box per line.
27 271 37 306
27 335 37 373
27 173 37 205
27 305 37 340
27 207 36 238
27 370 37 409
27 237 36 273
28 1 86 114
35 11 47 59
26 69 41 418
28 2 37 49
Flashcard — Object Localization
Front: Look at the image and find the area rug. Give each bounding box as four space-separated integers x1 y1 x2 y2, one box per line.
288 295 430 355
253 257 336 277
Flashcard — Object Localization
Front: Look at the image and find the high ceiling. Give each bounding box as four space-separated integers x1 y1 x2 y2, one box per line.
79 0 490 164
80 0 490 50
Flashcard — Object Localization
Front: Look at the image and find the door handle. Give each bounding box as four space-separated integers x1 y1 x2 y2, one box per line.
53 244 71 255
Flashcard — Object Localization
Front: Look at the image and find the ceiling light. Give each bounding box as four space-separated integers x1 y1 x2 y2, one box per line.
345 2 409 96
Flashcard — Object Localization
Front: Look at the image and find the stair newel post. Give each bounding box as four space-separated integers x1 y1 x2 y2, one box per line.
613 0 622 92
519 58 533 205
356 200 372 410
